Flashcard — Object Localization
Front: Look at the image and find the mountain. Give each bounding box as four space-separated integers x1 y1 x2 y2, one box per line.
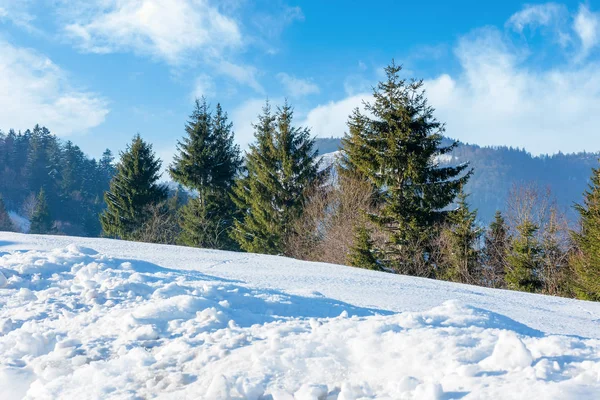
315 137 600 223
1 232 599 398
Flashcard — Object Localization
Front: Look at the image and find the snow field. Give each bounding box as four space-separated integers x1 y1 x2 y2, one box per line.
0 241 599 399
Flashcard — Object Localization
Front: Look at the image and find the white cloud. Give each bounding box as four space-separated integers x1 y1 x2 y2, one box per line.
0 39 109 136
62 0 242 64
424 28 600 154
574 4 600 59
507 3 565 32
192 74 216 99
218 61 264 93
302 93 371 138
276 73 319 97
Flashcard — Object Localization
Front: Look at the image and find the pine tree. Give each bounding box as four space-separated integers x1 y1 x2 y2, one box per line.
506 220 542 292
30 188 54 234
482 211 509 288
100 135 167 240
231 101 321 254
169 99 242 249
0 195 15 232
570 163 600 300
347 222 379 270
341 61 471 274
439 190 481 283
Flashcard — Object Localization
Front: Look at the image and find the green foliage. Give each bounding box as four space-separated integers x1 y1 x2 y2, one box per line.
231 101 321 254
340 61 471 272
482 211 509 288
30 189 54 234
347 222 379 270
506 220 543 292
570 163 600 300
439 190 481 283
169 99 242 250
100 135 167 240
0 195 15 232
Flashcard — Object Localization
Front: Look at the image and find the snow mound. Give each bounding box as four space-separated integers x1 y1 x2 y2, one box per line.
1 245 600 399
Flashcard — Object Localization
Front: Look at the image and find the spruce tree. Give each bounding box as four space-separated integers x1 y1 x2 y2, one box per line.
30 188 54 234
570 163 600 300
100 135 167 240
0 195 15 232
170 99 241 249
347 222 379 270
231 101 320 254
506 220 542 292
482 211 509 288
341 61 471 273
439 190 481 283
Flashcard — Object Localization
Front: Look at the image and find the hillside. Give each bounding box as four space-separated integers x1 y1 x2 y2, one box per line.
1 233 599 399
314 138 600 223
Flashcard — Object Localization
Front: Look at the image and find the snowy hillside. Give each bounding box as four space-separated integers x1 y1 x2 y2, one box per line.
1 233 600 399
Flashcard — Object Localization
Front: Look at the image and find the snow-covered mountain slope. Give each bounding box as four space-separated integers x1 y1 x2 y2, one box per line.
1 233 599 399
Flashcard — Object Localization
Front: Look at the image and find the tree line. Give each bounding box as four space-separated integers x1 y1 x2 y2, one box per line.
1 61 599 301
0 125 115 236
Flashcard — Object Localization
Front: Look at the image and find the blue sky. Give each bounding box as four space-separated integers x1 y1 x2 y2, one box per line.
1 1 600 165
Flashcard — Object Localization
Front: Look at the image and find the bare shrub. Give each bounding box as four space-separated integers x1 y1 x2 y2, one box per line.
133 203 180 245
20 192 37 219
505 183 573 296
285 173 376 265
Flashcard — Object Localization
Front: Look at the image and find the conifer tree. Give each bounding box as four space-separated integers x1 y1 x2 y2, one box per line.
347 222 379 270
231 101 320 254
482 211 509 288
0 195 15 232
439 190 481 283
30 188 54 234
506 220 542 292
341 61 471 273
169 99 242 249
100 135 167 240
570 163 600 300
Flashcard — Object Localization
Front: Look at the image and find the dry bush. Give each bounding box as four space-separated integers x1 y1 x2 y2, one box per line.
285 173 377 265
505 183 573 296
134 203 180 245
20 192 37 219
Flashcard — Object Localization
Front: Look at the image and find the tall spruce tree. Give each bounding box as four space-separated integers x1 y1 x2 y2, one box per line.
506 220 542 292
482 211 509 288
231 101 320 255
169 99 241 249
100 135 167 240
341 61 471 273
0 195 15 232
570 163 600 300
439 190 481 283
30 188 53 234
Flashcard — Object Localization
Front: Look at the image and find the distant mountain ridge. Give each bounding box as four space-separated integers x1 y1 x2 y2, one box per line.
314 137 600 223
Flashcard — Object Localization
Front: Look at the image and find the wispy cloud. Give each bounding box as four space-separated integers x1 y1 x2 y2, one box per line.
507 3 566 33
0 38 109 136
277 73 319 97
218 61 264 94
61 0 242 65
574 4 600 59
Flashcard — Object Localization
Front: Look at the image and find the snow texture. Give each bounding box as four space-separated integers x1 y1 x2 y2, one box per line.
0 232 600 399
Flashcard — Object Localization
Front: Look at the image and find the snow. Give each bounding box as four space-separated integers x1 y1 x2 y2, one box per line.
1 233 600 399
